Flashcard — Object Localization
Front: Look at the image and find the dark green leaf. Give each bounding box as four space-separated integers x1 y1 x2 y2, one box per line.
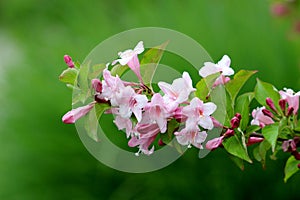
235 92 254 130
59 68 78 85
228 154 244 170
223 135 252 163
195 72 220 101
226 70 257 102
284 155 300 182
254 79 281 112
245 125 261 135
140 41 168 88
262 122 279 152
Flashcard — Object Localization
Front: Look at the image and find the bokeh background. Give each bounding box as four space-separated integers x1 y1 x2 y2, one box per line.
1 0 300 199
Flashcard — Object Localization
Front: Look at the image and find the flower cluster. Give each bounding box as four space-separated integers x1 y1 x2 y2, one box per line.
59 41 300 182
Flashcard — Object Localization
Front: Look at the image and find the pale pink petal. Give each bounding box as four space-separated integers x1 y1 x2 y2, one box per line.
206 136 224 150
62 103 94 124
198 116 214 130
199 62 220 77
133 41 144 54
203 102 217 116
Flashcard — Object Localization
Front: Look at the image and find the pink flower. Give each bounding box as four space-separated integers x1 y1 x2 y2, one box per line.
62 103 95 124
144 93 170 133
64 55 75 68
199 55 234 86
270 3 289 17
206 136 224 150
128 123 160 155
279 88 300 115
158 72 196 109
113 41 144 82
101 68 125 106
250 107 274 128
113 116 133 138
182 97 217 130
115 86 148 122
92 79 102 93
175 125 207 149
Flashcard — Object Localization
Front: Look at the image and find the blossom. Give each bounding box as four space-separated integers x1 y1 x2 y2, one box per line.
199 55 234 86
62 103 95 124
206 136 224 150
92 78 102 93
175 125 207 149
144 93 170 133
158 72 196 109
128 123 160 155
182 97 217 130
101 68 125 106
64 55 75 68
115 86 148 122
279 88 300 115
113 41 144 82
251 107 274 128
247 137 264 146
113 116 132 138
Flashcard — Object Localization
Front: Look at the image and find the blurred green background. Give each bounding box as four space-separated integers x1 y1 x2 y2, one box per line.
0 0 300 199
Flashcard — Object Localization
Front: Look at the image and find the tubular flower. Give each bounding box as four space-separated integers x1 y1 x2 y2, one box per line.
113 41 144 82
62 103 95 124
251 107 274 128
199 55 234 86
279 88 300 115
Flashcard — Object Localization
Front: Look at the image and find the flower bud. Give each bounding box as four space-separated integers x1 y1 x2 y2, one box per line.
266 97 278 113
205 136 224 150
262 108 274 118
287 107 294 117
62 103 95 124
158 139 166 146
279 99 287 113
230 115 241 129
235 113 242 120
211 117 224 128
92 79 102 93
292 151 300 160
247 137 264 146
64 55 75 68
224 129 234 137
270 3 289 17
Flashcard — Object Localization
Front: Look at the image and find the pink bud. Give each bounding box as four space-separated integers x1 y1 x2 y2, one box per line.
279 99 287 113
235 113 242 120
62 103 94 124
92 79 102 93
247 137 264 146
292 151 300 160
230 115 240 129
158 139 166 146
262 109 274 118
266 98 277 113
206 136 224 150
270 3 289 17
64 55 75 68
224 129 234 137
287 107 294 117
211 117 224 128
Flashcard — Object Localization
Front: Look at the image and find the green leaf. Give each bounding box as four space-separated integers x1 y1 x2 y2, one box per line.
160 119 178 144
235 92 254 130
59 68 78 85
254 79 281 112
210 85 233 126
252 140 271 168
223 135 252 163
228 154 244 170
85 103 110 142
88 63 106 79
110 64 129 77
245 125 261 135
195 72 220 101
262 122 279 152
284 155 300 182
226 70 257 102
140 41 168 88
